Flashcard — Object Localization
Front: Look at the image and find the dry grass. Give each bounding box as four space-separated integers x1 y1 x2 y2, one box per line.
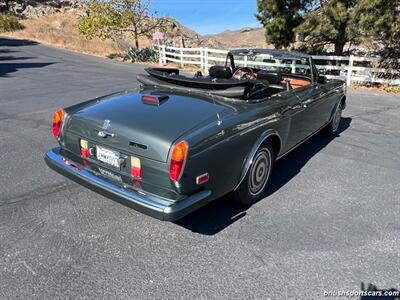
3 12 149 58
350 83 400 94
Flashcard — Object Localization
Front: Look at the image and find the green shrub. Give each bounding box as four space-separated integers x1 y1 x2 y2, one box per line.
384 84 400 93
127 47 159 63
0 14 24 33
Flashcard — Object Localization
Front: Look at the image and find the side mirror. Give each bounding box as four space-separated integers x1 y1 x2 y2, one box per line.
317 75 327 84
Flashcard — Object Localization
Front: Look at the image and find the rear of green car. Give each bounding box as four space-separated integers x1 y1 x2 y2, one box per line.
45 89 234 220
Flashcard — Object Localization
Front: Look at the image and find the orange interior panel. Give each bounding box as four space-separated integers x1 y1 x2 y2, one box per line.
282 76 311 89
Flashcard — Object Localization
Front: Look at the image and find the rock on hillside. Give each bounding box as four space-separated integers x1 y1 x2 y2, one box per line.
160 17 223 49
7 0 85 18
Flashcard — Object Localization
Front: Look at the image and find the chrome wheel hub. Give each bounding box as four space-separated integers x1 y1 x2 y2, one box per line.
248 149 272 196
332 104 342 132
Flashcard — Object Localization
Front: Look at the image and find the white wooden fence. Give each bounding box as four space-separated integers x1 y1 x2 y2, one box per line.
155 45 400 86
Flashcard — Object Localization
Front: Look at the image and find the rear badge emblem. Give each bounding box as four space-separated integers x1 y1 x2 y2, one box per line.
102 119 111 130
97 120 115 138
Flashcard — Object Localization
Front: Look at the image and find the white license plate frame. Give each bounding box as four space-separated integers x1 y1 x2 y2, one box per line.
96 145 120 168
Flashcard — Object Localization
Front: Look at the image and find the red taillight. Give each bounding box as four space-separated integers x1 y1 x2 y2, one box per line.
80 139 89 158
131 156 141 179
169 140 188 181
52 108 64 138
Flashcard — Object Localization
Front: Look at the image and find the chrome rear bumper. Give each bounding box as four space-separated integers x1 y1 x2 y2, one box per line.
44 148 212 221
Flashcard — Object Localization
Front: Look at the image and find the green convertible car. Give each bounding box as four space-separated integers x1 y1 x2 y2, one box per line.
45 49 346 221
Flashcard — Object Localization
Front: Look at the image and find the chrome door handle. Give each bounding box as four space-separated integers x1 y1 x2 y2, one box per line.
291 103 307 110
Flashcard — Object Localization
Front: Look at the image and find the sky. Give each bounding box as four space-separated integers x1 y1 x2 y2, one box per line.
150 0 261 35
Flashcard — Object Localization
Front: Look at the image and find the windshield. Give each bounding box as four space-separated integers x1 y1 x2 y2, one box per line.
230 54 312 78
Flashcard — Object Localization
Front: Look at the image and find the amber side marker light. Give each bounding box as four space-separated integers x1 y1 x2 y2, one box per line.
169 140 188 181
52 108 64 138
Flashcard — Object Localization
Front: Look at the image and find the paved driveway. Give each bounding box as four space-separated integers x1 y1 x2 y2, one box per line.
1 37 399 299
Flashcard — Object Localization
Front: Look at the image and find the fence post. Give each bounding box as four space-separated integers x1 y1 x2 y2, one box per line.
347 55 353 86
160 45 166 65
244 55 248 67
200 48 204 71
291 60 296 74
157 44 163 66
203 48 209 74
179 47 184 68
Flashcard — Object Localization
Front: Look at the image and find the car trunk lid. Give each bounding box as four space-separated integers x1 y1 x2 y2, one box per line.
65 90 229 162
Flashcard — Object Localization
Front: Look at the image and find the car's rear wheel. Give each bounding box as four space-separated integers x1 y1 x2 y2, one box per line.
232 142 274 205
325 102 343 135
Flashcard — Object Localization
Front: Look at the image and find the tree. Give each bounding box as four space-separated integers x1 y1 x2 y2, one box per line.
354 0 400 76
354 0 400 56
256 0 400 56
78 0 164 48
295 0 360 55
256 0 312 49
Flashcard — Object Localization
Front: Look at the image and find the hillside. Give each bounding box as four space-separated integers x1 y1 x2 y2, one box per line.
4 13 269 56
204 27 271 49
2 0 270 57
4 13 129 57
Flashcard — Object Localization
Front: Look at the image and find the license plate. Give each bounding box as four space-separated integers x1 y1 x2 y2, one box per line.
96 146 120 168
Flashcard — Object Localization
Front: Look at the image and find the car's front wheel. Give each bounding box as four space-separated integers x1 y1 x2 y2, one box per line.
232 142 274 205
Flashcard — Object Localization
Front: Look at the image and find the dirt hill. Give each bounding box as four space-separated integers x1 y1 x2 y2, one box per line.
2 0 84 18
204 27 271 49
2 0 270 57
157 17 224 49
4 12 128 57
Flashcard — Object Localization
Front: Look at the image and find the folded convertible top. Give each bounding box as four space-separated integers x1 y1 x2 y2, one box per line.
137 74 247 98
145 67 251 90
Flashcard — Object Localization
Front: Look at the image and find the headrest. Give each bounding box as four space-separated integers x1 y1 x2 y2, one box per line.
257 70 282 84
209 66 232 79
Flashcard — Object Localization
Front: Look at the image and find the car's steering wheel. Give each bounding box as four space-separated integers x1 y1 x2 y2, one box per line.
233 67 256 80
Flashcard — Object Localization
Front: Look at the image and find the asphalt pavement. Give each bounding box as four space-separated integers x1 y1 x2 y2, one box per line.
1 37 399 299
